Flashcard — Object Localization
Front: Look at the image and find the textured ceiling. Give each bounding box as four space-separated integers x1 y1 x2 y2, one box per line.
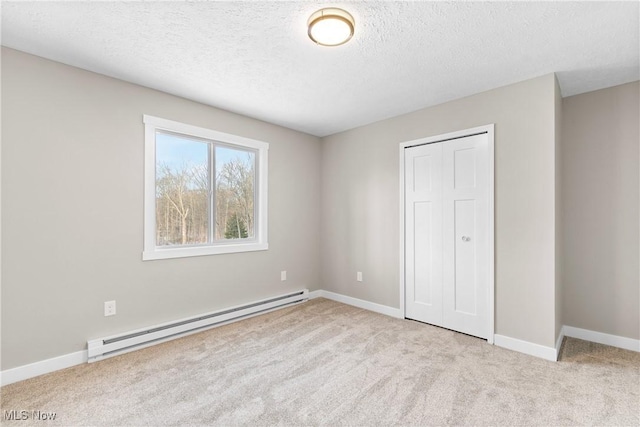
1 1 639 137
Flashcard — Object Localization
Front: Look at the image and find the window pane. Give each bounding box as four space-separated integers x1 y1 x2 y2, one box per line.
155 132 209 246
215 146 256 240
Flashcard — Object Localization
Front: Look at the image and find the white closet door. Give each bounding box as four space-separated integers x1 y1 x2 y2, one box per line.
404 132 490 339
404 142 443 326
441 133 489 339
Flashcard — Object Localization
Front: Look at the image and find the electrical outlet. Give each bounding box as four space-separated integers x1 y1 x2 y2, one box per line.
281 270 287 281
357 272 363 282
104 300 116 317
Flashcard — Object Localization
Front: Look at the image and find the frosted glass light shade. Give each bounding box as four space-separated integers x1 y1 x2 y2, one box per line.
308 8 355 47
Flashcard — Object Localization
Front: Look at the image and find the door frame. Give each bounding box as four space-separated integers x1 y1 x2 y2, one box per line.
399 124 495 344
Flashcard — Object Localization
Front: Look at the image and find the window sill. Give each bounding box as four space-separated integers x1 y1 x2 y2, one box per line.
143 242 268 261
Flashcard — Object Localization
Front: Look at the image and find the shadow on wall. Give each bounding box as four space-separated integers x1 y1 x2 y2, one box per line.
558 337 640 366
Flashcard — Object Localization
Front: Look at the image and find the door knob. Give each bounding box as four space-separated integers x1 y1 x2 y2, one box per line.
462 236 471 242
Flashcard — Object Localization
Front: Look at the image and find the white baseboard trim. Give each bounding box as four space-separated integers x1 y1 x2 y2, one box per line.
562 325 640 352
309 290 403 319
7 298 636 387
308 290 322 299
494 334 558 361
1 350 87 387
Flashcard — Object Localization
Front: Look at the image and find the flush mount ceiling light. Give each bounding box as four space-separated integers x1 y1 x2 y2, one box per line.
307 8 355 47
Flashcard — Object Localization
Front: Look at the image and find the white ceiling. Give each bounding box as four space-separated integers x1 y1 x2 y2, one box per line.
2 1 638 137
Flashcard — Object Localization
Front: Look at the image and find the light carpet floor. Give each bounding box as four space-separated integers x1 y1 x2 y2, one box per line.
1 298 639 426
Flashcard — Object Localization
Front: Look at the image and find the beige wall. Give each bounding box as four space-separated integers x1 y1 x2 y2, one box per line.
1 48 322 369
555 76 563 343
561 81 640 340
6 44 634 370
321 74 559 348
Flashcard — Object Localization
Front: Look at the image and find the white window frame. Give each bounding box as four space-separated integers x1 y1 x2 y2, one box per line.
143 115 269 260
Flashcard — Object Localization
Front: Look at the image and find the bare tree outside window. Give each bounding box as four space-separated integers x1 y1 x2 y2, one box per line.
216 146 255 240
155 133 255 246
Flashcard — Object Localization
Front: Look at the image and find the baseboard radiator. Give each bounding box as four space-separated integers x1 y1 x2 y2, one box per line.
87 289 309 363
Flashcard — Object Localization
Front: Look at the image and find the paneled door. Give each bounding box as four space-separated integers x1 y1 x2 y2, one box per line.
404 132 491 339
